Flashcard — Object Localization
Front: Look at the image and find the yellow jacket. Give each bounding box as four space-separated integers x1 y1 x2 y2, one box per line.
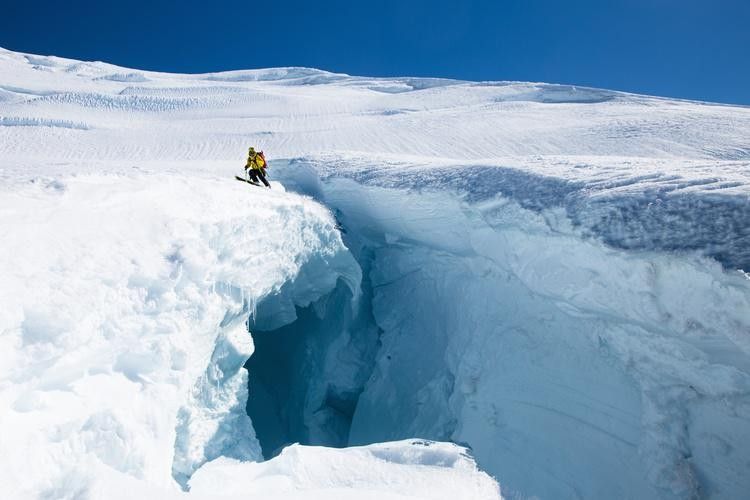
246 152 267 170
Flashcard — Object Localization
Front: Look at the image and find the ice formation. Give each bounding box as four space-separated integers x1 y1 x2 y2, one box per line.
0 173 360 496
270 166 750 498
2 45 750 499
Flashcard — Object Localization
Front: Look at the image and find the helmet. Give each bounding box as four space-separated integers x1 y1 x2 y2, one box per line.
248 146 256 154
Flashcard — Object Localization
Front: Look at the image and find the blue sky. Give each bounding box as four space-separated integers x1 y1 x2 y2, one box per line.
2 0 748 104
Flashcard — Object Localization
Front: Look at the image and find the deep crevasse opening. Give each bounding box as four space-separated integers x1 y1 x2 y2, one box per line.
245 162 750 500
0 173 371 497
169 216 362 488
0 171 496 498
245 257 381 459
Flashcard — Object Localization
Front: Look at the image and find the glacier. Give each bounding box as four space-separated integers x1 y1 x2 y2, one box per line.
1 46 750 499
269 164 750 498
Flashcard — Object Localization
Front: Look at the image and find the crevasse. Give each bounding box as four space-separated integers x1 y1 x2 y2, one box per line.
170 191 361 488
0 173 361 497
245 161 750 500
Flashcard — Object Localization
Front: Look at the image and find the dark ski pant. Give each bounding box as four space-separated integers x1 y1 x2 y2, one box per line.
248 168 270 187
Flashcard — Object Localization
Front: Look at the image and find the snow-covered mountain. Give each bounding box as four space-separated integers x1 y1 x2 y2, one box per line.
1 47 749 499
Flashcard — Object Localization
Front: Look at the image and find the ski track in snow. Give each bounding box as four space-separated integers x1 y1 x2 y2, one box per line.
1 45 749 499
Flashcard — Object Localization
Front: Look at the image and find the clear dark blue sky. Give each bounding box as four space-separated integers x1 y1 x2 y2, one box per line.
2 0 749 104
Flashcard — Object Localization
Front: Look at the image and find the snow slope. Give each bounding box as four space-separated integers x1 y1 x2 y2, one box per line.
1 46 749 499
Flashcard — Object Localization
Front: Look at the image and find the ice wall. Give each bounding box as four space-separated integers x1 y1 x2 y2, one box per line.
273 163 750 500
246 274 380 458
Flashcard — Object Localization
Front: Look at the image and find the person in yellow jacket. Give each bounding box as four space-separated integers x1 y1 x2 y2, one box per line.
245 147 271 188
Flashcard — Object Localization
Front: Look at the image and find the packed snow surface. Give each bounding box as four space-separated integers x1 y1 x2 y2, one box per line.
188 440 499 500
1 46 750 499
87 440 499 500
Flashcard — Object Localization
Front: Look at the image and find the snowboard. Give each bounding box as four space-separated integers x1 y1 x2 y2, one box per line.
235 175 262 187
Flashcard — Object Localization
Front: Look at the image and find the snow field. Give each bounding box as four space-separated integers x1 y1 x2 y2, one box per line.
3 44 750 173
2 45 750 499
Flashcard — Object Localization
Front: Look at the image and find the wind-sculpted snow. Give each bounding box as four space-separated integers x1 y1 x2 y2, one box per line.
290 156 750 271
0 88 20 102
0 116 90 129
3 45 750 166
0 85 58 99
468 81 620 103
32 92 203 112
96 72 150 83
118 85 251 97
202 67 344 83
